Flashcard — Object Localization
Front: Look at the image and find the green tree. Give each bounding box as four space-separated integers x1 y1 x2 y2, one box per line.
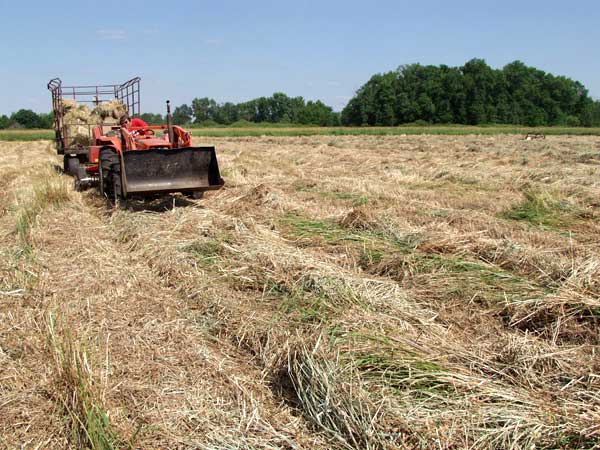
11 109 41 128
172 104 192 125
36 112 54 129
341 97 363 125
140 113 163 125
374 73 396 125
591 100 600 126
343 59 595 127
237 99 257 122
217 102 238 125
416 93 435 123
0 115 9 129
269 92 292 122
462 59 497 124
184 93 335 126
255 97 270 122
191 98 218 123
298 100 336 126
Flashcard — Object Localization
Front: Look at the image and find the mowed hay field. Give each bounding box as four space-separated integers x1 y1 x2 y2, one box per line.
1 135 599 449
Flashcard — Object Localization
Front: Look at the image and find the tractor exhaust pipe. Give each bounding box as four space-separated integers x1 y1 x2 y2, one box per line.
166 100 175 147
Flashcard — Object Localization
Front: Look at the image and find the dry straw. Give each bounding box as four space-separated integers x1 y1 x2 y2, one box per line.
1 135 599 448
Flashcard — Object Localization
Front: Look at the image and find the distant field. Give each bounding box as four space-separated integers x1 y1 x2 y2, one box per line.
3 125 600 141
190 125 600 137
0 130 55 141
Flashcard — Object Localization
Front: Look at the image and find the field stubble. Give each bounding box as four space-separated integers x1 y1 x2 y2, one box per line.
0 134 599 449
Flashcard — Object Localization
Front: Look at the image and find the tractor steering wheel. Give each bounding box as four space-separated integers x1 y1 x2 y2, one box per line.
133 129 154 137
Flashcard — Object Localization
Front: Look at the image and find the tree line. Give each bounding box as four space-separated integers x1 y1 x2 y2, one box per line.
342 59 600 127
0 93 340 129
170 93 340 126
0 110 53 129
2 60 600 129
143 93 342 126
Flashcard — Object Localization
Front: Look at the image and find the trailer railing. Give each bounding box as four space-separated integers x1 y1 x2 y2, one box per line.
47 77 140 153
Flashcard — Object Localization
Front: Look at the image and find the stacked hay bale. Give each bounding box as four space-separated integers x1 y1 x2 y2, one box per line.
92 99 128 125
62 100 94 146
61 99 128 147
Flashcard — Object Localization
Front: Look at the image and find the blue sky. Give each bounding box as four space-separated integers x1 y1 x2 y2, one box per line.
1 0 599 114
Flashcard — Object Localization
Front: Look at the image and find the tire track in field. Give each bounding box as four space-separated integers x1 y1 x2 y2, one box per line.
0 141 70 447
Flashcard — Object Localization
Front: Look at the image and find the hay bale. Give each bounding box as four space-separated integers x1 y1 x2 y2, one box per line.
69 127 94 146
93 99 128 121
59 99 127 147
61 99 77 113
61 101 94 147
102 117 119 125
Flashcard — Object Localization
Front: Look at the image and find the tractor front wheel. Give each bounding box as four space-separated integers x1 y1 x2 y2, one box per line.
184 191 204 200
99 149 124 206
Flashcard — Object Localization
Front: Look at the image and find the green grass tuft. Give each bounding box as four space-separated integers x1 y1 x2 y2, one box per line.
280 214 349 243
46 314 137 449
340 333 453 397
359 248 384 268
278 290 334 324
503 191 588 228
185 239 221 266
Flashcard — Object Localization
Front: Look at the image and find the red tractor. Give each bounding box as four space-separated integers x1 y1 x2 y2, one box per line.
47 77 224 203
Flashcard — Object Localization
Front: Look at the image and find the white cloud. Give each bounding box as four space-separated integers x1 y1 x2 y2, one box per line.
203 38 223 45
97 29 127 40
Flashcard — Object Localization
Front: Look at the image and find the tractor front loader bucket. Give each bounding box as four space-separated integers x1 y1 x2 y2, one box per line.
121 146 224 197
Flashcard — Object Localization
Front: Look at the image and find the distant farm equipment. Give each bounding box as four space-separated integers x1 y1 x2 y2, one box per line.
525 133 546 141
